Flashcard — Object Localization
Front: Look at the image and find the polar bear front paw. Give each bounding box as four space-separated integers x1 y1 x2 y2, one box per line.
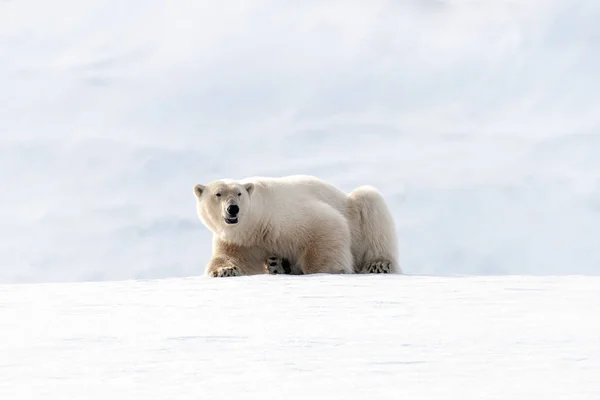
264 256 292 275
364 260 393 274
212 266 242 277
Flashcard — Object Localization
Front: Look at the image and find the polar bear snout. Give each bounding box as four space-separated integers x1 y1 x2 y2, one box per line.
226 204 239 216
224 203 240 224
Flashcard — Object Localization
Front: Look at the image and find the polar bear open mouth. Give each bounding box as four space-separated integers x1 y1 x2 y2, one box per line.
224 216 238 224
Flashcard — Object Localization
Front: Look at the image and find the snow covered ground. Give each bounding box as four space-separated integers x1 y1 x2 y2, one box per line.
1 275 599 399
1 0 599 283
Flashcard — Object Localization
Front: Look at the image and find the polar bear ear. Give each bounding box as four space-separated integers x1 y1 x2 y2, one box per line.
193 184 205 198
244 183 254 195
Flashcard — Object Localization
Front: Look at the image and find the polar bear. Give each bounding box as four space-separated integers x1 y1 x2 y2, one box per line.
193 175 400 277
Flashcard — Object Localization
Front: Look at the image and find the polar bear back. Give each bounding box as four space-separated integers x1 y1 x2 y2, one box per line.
241 175 349 209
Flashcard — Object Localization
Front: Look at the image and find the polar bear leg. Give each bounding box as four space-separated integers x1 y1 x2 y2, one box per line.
298 203 354 274
205 256 244 277
206 239 267 277
348 186 400 274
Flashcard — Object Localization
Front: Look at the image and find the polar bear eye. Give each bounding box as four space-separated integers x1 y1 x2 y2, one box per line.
237 192 242 196
215 192 221 198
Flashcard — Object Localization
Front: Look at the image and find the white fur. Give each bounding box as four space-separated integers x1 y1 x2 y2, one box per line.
193 175 400 276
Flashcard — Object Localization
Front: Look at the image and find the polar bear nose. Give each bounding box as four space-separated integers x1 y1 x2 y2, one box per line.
227 204 239 216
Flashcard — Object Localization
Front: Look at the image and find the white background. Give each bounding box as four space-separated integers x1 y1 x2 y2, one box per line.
1 0 600 283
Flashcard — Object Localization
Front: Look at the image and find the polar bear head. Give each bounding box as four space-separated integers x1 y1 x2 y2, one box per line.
193 180 255 234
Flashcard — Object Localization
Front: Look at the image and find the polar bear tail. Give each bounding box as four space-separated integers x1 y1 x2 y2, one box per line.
347 186 401 274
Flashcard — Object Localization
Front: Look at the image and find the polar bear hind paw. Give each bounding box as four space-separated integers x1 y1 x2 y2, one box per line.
364 260 393 274
212 266 242 277
265 256 293 275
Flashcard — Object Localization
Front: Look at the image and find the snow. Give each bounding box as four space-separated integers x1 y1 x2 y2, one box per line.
1 0 599 283
1 275 599 399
